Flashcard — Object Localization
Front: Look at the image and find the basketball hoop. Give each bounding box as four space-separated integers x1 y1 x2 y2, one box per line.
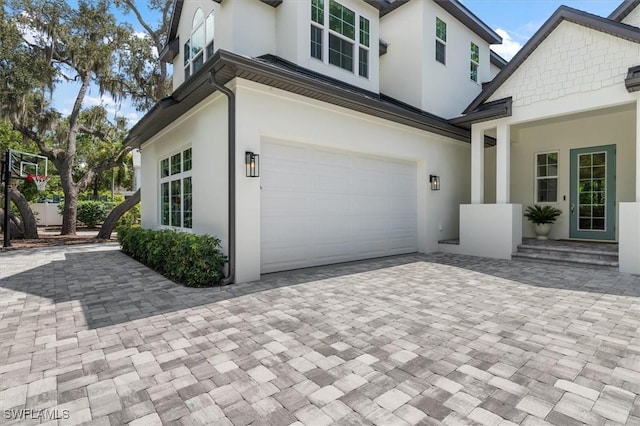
27 175 49 192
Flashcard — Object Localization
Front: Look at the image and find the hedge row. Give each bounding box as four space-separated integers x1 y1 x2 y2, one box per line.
118 227 227 287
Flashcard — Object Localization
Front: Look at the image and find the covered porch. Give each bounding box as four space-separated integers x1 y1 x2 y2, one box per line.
444 93 640 274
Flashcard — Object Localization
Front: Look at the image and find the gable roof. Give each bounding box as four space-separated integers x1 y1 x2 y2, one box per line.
125 50 471 148
463 5 640 114
609 0 640 21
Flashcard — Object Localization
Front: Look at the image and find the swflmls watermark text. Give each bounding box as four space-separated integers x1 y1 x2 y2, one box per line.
4 409 71 421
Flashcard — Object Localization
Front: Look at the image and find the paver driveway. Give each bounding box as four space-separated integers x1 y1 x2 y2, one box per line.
1 244 640 426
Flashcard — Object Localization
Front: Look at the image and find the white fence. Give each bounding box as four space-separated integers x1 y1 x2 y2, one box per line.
30 203 63 226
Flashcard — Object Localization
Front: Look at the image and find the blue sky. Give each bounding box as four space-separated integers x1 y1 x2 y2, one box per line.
461 0 623 59
52 0 626 127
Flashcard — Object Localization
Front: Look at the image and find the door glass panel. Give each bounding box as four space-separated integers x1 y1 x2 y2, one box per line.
577 152 606 231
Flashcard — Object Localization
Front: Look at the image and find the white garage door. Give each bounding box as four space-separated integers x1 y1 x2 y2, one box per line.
261 141 418 273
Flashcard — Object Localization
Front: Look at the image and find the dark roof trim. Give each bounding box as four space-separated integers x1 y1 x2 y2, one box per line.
159 37 179 63
490 50 508 69
450 97 512 127
626 65 640 92
609 0 640 21
432 0 502 44
464 6 640 114
126 50 470 148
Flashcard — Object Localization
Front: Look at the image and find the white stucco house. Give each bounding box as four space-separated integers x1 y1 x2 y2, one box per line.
126 0 640 283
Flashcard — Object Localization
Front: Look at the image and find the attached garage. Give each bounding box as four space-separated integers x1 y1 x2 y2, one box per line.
261 140 418 273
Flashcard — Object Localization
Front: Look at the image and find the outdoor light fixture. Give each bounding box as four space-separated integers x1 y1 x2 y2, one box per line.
245 152 260 177
429 174 440 191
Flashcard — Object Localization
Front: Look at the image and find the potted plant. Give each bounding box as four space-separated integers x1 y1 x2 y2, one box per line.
524 205 562 240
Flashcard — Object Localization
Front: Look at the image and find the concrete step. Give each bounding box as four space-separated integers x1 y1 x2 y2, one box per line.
512 252 619 270
516 244 618 262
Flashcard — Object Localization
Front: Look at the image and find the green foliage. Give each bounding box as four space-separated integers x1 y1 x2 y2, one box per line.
118 227 227 287
524 205 562 225
57 200 115 227
117 203 140 227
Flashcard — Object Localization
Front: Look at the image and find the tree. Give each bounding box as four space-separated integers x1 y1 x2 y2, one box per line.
113 0 173 111
96 0 173 240
0 0 144 235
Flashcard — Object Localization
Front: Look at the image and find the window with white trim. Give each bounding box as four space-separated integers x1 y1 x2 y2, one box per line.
184 9 214 80
536 151 558 203
435 17 446 65
470 42 479 82
310 0 370 78
160 148 193 229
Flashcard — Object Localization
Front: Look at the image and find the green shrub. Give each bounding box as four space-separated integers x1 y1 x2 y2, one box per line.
117 203 141 227
118 226 227 287
57 200 115 227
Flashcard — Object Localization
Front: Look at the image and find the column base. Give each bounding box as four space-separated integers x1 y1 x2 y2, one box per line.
619 202 640 275
459 204 522 260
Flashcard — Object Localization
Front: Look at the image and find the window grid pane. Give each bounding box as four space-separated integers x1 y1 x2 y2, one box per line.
311 25 323 60
358 47 368 78
536 153 558 203
470 62 478 82
205 13 214 44
435 40 446 64
359 16 369 47
183 41 191 66
436 18 447 42
183 177 192 229
171 153 182 175
160 159 169 178
329 33 354 71
311 0 324 24
183 148 192 171
577 152 606 231
171 180 182 227
161 182 170 226
470 42 479 63
329 0 355 40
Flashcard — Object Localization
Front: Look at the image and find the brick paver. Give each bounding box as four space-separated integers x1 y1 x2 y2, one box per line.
1 243 639 425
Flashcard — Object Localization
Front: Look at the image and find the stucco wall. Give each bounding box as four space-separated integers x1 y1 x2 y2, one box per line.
421 0 490 118
140 93 229 253
233 78 471 282
622 5 640 27
510 107 636 240
379 0 490 118
379 0 424 109
489 21 640 108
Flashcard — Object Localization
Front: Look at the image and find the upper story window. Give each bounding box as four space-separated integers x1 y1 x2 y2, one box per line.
184 9 214 80
160 148 193 229
470 42 479 82
435 17 446 65
310 0 370 78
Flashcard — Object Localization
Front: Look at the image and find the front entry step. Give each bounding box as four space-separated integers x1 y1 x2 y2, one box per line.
512 241 619 270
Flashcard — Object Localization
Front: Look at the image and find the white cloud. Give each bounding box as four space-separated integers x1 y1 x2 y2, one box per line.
491 28 523 61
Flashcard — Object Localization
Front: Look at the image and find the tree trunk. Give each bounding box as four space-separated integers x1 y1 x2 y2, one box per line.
0 208 25 239
61 186 79 235
96 188 140 240
10 187 39 238
0 184 39 239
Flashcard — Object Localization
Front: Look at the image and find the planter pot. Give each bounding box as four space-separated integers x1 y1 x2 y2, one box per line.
534 223 552 240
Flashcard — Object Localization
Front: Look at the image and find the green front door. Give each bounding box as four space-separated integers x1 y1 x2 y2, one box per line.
569 145 616 240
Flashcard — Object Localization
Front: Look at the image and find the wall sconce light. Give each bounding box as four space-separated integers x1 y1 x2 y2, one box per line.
245 152 260 177
429 174 440 191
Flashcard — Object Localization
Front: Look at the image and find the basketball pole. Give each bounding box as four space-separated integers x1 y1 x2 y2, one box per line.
3 149 11 248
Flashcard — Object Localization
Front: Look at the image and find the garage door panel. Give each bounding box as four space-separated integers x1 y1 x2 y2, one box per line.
261 141 417 273
262 193 309 217
310 194 350 215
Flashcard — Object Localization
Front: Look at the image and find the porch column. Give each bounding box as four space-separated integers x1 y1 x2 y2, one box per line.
496 122 511 204
471 125 484 204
